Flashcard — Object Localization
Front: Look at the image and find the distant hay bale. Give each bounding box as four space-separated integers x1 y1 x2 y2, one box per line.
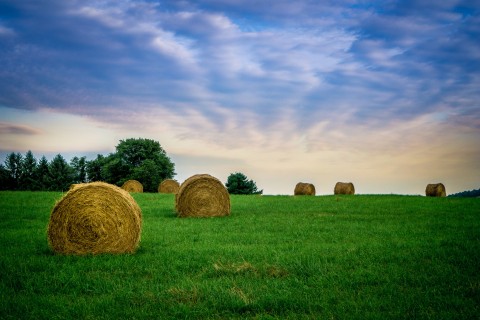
122 180 143 193
425 183 446 197
175 174 230 217
158 179 180 194
47 182 142 255
294 182 316 196
334 182 355 195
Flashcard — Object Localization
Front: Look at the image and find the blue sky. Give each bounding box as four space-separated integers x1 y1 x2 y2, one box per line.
1 0 479 194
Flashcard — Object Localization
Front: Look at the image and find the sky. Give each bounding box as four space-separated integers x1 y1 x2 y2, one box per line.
0 0 479 195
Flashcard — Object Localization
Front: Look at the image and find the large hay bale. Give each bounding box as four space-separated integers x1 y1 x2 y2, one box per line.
294 182 316 195
175 174 230 217
158 179 180 194
69 183 83 190
334 182 355 195
122 179 143 193
47 182 142 255
425 183 446 197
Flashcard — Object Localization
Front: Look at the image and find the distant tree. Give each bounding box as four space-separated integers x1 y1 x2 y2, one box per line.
35 156 50 190
102 138 176 192
48 154 74 191
4 152 22 190
131 159 162 192
70 156 87 183
449 188 480 198
0 164 9 190
101 154 130 186
86 154 106 182
19 150 37 190
225 172 262 195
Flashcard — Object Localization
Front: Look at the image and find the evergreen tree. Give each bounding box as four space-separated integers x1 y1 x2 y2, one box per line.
0 164 9 191
20 150 37 190
35 156 50 190
48 154 74 191
225 172 263 195
4 152 22 190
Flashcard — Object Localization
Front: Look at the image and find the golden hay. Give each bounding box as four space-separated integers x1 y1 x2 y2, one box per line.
158 179 180 194
425 183 446 197
175 174 230 218
294 182 316 196
69 183 84 190
47 181 142 255
121 179 143 193
334 182 355 195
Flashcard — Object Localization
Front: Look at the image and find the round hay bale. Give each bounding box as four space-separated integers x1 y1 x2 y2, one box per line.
47 181 142 255
158 179 180 194
334 182 355 195
294 182 316 196
122 179 143 193
425 183 446 197
69 183 83 190
175 174 230 217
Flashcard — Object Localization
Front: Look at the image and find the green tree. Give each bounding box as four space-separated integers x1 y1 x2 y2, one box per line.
131 159 162 192
70 156 87 183
19 150 37 190
102 138 175 192
35 156 50 190
48 154 74 191
225 172 263 195
0 164 9 190
4 152 22 190
101 154 129 186
86 154 106 182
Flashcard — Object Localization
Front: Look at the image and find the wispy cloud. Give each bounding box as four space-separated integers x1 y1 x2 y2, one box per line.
0 122 42 135
0 0 479 194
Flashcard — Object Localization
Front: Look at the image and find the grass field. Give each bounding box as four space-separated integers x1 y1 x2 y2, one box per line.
0 191 479 319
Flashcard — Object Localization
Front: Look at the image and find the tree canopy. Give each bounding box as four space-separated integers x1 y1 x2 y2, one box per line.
225 172 262 195
99 138 176 192
0 138 176 192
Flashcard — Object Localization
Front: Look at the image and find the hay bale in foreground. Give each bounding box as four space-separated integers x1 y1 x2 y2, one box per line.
294 182 316 196
176 174 230 217
122 180 143 193
158 179 180 194
425 183 446 197
334 182 355 195
47 182 142 255
69 183 83 190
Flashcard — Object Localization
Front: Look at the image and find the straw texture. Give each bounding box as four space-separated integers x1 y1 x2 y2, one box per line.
47 182 142 255
158 179 180 194
334 182 355 195
294 182 316 195
122 179 143 193
175 174 230 217
425 183 446 197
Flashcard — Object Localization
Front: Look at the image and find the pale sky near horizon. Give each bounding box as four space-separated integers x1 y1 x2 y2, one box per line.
1 0 479 195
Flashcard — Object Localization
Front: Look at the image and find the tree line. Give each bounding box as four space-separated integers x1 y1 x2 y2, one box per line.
448 188 480 198
0 138 175 192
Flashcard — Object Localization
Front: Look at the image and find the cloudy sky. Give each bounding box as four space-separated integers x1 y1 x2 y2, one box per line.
1 0 479 195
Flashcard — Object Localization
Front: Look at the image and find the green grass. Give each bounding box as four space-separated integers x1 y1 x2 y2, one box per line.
0 192 479 319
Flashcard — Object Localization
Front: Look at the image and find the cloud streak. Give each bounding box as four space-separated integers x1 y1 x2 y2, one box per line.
0 122 42 135
0 0 479 194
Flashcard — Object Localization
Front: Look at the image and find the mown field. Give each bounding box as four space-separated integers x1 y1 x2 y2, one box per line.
0 192 479 319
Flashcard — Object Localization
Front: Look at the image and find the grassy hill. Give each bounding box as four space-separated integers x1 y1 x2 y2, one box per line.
0 192 479 319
